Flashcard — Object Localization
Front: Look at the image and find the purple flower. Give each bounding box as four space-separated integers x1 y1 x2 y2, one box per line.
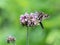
20 12 48 27
7 35 16 43
34 11 39 19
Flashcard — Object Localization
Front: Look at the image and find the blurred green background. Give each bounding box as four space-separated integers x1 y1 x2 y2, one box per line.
0 0 60 45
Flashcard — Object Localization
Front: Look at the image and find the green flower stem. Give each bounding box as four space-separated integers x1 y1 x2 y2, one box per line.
26 26 29 45
13 42 16 45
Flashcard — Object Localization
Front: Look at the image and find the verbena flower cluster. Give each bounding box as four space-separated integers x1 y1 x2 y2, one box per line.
20 12 48 27
7 35 16 43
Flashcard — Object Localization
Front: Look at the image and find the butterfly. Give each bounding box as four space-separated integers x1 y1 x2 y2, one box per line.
38 12 49 29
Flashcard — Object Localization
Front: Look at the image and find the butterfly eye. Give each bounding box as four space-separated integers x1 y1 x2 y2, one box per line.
45 15 47 17
44 14 48 18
